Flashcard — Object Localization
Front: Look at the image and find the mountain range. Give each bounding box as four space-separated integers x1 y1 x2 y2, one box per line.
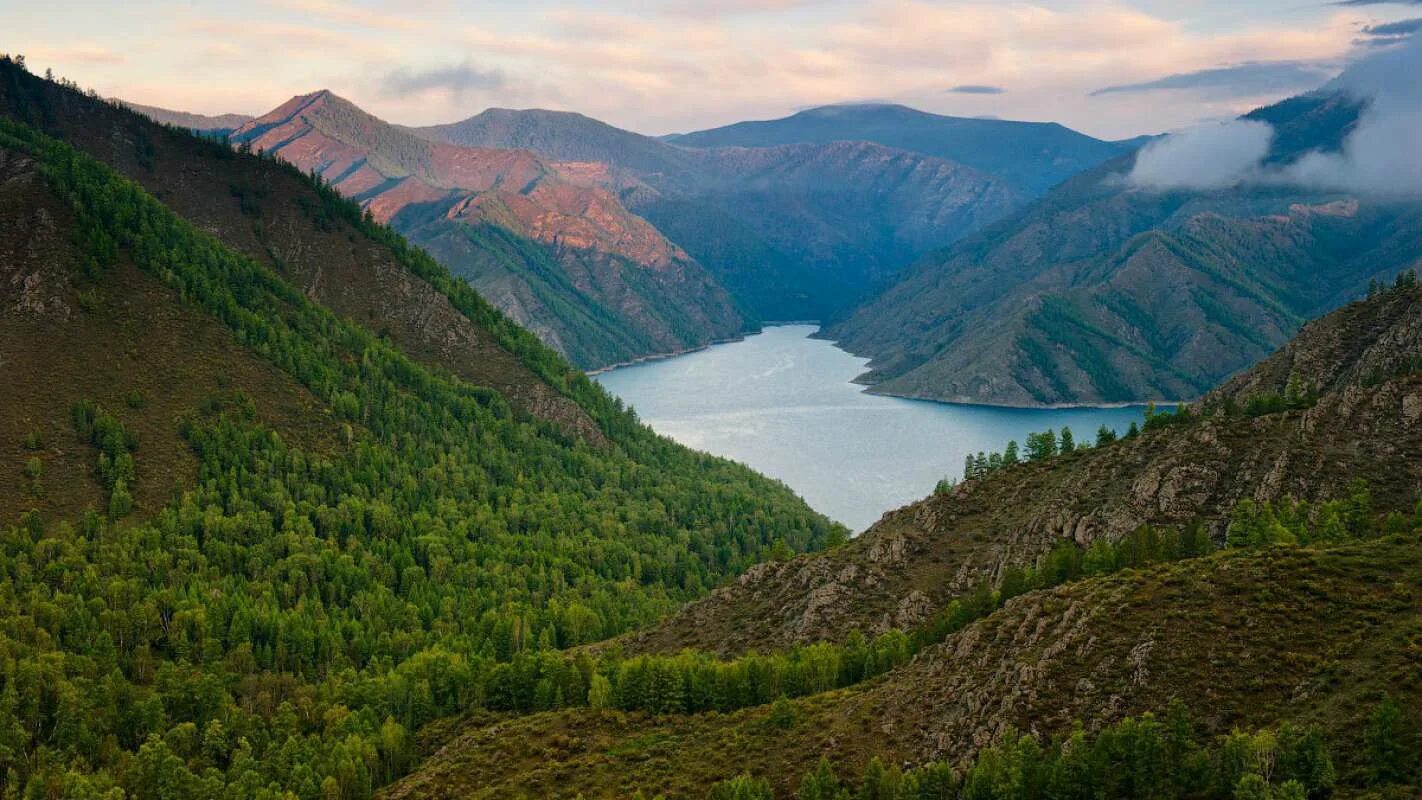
828 90 1422 406
666 102 1131 195
0 56 841 796
417 105 1155 320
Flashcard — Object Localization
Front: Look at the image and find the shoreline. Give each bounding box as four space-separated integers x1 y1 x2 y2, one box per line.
584 332 752 375
592 325 1189 410
858 382 1191 410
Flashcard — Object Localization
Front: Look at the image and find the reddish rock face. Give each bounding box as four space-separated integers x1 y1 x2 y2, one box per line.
232 91 747 369
234 91 686 273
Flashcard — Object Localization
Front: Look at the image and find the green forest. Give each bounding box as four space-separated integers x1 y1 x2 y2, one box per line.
0 113 842 798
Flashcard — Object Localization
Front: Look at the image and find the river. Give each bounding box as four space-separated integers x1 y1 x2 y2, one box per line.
595 325 1149 532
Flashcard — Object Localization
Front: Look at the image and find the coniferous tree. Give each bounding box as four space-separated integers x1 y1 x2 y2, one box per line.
1096 425 1117 446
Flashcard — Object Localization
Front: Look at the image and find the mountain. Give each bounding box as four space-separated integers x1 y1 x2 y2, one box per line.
119 99 252 134
233 91 750 369
384 279 1422 797
669 103 1130 196
418 108 1028 320
0 58 843 797
827 91 1422 406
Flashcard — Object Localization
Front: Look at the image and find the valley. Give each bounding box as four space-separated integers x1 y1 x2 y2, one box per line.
3 9 1422 799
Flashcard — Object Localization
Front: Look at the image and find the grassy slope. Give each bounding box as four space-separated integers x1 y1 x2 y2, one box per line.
384 535 1422 799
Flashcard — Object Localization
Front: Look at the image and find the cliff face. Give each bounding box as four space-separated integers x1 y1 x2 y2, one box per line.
620 284 1422 656
233 91 750 370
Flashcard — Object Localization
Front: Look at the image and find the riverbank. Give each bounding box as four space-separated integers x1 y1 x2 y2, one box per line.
584 331 753 375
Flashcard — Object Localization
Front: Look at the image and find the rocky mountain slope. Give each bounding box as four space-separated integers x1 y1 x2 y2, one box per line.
827 90 1422 406
233 91 749 369
668 103 1131 196
419 107 1028 320
622 281 1422 656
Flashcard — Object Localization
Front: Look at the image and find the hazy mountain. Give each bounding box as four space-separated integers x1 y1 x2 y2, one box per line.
418 107 1028 320
669 103 1130 195
826 91 1422 406
232 91 750 369
118 99 251 134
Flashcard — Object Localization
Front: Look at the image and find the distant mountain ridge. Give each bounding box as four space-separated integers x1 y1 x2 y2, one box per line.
418 106 1030 319
668 103 1132 195
232 91 750 369
119 100 251 134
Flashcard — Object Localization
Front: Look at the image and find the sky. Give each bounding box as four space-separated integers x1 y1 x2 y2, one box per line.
4 0 1421 139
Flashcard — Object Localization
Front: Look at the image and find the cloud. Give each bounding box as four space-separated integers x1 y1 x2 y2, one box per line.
656 0 827 19
1279 32 1422 194
1127 119 1275 189
946 84 1005 94
1128 34 1422 195
1092 60 1336 99
380 61 505 99
1362 17 1422 35
1357 16 1422 46
1330 0 1422 6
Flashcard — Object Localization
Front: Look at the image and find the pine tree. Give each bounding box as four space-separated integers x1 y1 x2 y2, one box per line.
1096 425 1117 446
1003 440 1020 464
1366 695 1410 785
1059 427 1075 454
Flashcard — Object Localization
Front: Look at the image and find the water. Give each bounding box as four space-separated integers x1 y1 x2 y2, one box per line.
595 325 1149 532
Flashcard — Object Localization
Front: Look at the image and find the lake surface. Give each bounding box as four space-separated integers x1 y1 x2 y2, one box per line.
595 325 1149 532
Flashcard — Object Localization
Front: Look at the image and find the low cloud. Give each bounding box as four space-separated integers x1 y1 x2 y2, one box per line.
946 84 1005 94
1280 31 1422 194
1127 34 1422 195
1092 60 1336 99
381 61 505 99
1128 119 1275 189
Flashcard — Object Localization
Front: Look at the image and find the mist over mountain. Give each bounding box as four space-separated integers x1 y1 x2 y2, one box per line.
828 76 1422 407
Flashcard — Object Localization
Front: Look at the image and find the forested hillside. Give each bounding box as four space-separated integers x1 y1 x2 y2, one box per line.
828 90 1422 406
0 59 842 798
